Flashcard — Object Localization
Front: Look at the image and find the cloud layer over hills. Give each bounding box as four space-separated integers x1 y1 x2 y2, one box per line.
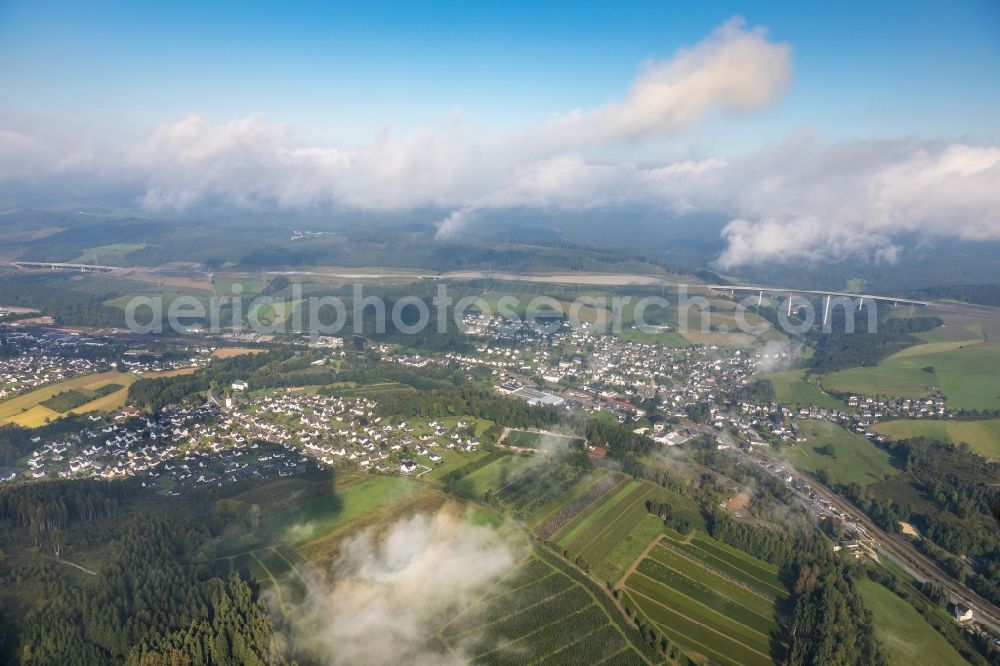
1 18 997 268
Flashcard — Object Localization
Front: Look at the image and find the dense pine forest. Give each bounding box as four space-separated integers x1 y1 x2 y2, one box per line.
0 480 295 665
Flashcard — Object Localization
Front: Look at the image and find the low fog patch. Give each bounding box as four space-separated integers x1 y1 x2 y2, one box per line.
292 507 520 665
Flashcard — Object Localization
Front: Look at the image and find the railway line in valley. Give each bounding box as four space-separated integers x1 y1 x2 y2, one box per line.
750 445 1000 633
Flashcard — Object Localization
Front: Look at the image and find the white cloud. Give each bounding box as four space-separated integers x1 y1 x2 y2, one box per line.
543 17 791 144
713 138 1000 267
291 509 519 666
0 16 998 268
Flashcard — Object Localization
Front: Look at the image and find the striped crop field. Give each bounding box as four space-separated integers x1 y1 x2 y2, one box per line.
621 532 788 666
437 550 658 665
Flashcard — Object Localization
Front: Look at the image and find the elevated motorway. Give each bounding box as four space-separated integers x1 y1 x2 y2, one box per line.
11 261 121 273
703 283 930 307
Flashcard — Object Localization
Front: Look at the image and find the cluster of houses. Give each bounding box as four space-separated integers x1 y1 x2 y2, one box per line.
23 405 216 480
414 316 760 429
735 391 954 448
221 391 481 475
10 385 490 487
0 330 206 401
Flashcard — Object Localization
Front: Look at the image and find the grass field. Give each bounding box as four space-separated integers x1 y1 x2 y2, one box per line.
824 340 1000 411
622 532 786 666
439 549 655 665
503 429 583 449
780 420 899 486
873 418 1000 458
0 371 135 426
325 381 416 397
217 543 312 616
264 474 422 545
421 446 492 484
615 326 690 347
141 367 199 379
763 369 845 410
855 579 967 666
72 242 147 264
454 454 539 499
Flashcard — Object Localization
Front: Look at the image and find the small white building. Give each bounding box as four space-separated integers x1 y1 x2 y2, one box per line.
953 603 974 623
231 380 249 391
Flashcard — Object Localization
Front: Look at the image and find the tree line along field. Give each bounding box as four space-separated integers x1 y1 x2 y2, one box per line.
873 418 1000 459
40 382 123 412
0 371 136 426
436 547 658 665
621 532 788 666
216 542 313 618
779 420 899 486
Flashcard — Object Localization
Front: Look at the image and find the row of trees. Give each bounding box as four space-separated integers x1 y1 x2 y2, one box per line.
127 349 295 410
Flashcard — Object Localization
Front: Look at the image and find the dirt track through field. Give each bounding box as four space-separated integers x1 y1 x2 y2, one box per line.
616 534 663 589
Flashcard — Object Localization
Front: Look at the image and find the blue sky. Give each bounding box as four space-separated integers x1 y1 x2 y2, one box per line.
1 1 999 268
2 0 998 152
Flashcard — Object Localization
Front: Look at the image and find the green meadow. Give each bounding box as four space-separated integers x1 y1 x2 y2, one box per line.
780 420 898 486
824 341 1000 411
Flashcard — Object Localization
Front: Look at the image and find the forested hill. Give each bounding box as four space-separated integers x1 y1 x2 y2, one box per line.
807 315 942 374
0 480 295 665
908 285 1000 307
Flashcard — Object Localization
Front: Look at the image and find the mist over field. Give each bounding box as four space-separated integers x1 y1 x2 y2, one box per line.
292 509 520 665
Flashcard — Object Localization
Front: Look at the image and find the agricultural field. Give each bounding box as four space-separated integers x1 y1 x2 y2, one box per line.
622 532 787 666
454 453 539 499
40 382 122 412
824 339 1000 411
614 326 690 347
490 460 590 520
263 473 423 545
600 489 706 587
551 478 679 583
762 369 845 410
235 473 449 574
248 298 303 327
0 371 135 426
212 276 267 296
220 475 660 664
779 420 899 486
216 543 313 617
72 242 147 264
855 579 967 666
438 548 657 665
104 289 212 312
528 467 623 536
873 418 1000 458
503 429 584 450
211 346 267 359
